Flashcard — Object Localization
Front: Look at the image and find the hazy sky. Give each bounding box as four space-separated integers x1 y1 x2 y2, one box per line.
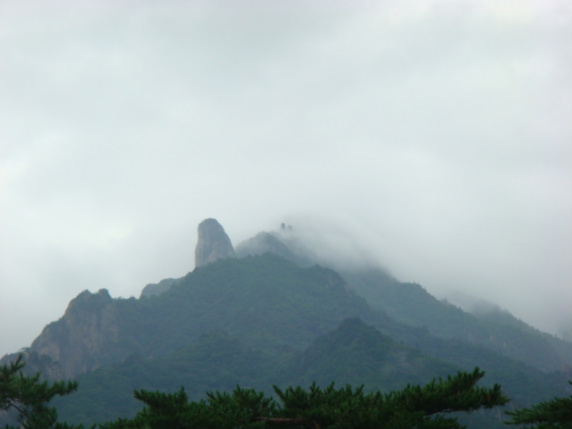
1 0 571 357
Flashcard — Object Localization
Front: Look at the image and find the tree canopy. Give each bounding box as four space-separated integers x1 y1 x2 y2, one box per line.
0 354 86 429
505 380 572 429
99 367 508 429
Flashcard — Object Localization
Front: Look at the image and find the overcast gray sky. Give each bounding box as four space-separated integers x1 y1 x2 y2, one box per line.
1 0 571 357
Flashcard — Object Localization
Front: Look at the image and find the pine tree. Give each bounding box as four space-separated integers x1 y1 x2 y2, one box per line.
505 380 572 429
99 386 274 429
100 367 508 428
0 354 87 429
270 367 508 429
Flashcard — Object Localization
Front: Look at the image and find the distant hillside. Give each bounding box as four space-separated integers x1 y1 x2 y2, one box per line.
237 228 572 373
468 301 572 371
280 317 457 390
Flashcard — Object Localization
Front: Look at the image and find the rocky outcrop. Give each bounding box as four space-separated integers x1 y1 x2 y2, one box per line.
29 289 126 378
195 218 236 268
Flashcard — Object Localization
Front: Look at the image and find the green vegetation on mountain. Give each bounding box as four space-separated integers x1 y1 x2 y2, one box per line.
54 316 565 428
54 331 281 424
237 229 572 373
150 254 375 353
55 318 462 424
471 305 572 372
340 268 571 373
30 254 376 379
281 318 457 391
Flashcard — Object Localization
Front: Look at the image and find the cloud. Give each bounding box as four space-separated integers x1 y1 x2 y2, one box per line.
0 0 571 355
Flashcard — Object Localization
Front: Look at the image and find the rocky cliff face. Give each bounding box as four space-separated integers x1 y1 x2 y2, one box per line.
29 289 126 378
195 218 236 268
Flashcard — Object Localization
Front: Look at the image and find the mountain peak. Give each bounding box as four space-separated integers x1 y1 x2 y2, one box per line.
195 218 236 268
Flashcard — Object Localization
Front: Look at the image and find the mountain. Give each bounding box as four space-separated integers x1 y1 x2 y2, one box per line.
54 318 461 425
235 231 310 266
54 330 279 424
53 314 568 427
2 218 571 427
346 269 572 372
467 300 572 371
25 253 378 378
237 228 572 374
280 317 457 390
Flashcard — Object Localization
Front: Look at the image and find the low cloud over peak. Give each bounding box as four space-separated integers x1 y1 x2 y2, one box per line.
0 0 570 355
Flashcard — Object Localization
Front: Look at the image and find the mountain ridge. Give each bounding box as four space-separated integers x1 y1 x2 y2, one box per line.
236 226 572 373
1 219 571 428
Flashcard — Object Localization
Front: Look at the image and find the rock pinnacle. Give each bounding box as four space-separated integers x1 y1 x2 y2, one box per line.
195 218 236 268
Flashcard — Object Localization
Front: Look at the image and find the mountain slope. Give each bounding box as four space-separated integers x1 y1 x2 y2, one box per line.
50 318 460 425
54 317 569 428
29 254 379 378
281 317 457 391
54 330 281 424
341 267 572 373
236 229 572 373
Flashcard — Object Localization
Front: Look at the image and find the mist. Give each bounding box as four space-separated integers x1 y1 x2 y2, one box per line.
1 0 571 357
240 214 572 342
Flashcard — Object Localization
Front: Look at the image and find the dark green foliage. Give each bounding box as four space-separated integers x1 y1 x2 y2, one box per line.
99 368 508 429
100 386 275 429
0 354 86 429
505 380 572 428
273 367 508 429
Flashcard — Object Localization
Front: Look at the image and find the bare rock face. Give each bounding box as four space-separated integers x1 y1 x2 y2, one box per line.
29 289 122 378
195 218 236 268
